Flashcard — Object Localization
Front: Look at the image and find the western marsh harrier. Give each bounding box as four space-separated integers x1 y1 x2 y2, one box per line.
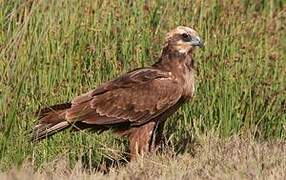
32 26 203 159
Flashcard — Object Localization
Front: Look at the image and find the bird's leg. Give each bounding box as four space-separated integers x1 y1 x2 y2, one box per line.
149 121 160 152
128 121 156 160
154 121 167 151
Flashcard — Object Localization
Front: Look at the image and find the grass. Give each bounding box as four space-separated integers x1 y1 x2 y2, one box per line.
0 0 285 177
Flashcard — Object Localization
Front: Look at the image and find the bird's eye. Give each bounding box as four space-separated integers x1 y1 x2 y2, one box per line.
182 33 188 38
182 33 191 41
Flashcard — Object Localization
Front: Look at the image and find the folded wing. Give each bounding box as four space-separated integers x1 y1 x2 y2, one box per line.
66 68 183 126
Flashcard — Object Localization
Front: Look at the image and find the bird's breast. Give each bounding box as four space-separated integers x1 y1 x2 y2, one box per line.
182 68 195 101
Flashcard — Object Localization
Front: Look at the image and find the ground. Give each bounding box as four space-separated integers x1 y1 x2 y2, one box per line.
1 135 286 179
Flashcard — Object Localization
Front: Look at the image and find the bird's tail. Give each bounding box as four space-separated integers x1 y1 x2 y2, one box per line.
32 103 72 141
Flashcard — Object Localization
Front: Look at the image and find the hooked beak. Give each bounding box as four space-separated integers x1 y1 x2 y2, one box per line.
191 36 204 48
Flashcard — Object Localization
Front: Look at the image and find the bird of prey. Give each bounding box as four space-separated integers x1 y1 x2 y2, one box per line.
32 26 203 159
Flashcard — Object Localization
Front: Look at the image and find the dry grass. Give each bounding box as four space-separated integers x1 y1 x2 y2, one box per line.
1 135 285 180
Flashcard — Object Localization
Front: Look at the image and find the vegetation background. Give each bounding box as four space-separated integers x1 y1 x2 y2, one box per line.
0 0 285 179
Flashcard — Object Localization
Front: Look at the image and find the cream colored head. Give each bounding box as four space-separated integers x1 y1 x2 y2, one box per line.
165 26 203 54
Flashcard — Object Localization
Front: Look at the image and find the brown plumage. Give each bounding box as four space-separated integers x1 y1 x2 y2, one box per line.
32 26 203 159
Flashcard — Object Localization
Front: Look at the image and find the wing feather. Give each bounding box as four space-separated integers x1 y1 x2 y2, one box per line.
66 68 183 126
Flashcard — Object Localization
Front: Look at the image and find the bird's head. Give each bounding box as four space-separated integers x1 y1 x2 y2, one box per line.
164 26 203 54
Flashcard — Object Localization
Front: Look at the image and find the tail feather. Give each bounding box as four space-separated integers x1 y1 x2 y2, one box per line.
36 103 72 123
32 122 70 141
31 102 109 141
32 103 72 141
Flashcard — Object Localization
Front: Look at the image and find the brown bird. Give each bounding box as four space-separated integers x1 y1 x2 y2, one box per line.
32 26 203 159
